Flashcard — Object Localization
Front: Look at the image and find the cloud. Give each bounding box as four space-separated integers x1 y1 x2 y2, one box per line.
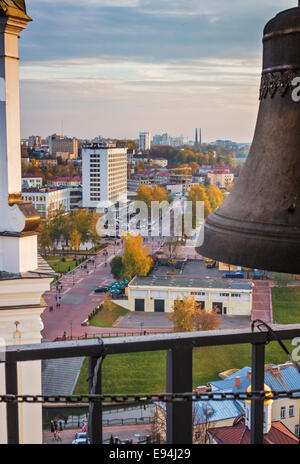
19 0 291 140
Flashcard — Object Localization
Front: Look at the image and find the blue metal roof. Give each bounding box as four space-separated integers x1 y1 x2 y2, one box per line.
194 400 244 423
209 364 300 395
156 399 244 423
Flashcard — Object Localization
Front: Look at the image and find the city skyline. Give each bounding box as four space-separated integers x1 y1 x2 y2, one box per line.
19 0 289 141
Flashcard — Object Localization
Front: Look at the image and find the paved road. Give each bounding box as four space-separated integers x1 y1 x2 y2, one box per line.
42 245 117 341
42 239 164 341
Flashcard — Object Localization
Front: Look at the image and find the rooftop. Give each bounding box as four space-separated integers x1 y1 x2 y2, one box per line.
156 399 244 423
50 176 82 182
131 276 252 290
209 363 300 395
209 416 298 445
22 174 43 179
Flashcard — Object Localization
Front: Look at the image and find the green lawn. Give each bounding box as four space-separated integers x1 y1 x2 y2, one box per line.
74 341 289 396
89 303 129 328
46 256 78 274
74 286 300 395
272 287 300 324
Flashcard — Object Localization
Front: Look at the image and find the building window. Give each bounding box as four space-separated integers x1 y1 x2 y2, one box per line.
289 405 295 418
295 425 300 437
280 407 286 419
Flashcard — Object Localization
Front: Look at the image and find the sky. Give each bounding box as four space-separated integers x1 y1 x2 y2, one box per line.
19 0 292 142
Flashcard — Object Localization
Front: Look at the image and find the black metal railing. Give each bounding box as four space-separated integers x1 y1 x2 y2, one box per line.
2 323 300 445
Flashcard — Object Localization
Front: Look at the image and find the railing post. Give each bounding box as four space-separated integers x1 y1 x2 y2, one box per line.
251 342 265 444
166 346 193 444
5 362 19 445
88 356 103 444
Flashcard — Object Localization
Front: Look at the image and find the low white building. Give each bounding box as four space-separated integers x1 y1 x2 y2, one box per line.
22 188 70 218
150 158 168 168
128 276 253 315
22 174 43 189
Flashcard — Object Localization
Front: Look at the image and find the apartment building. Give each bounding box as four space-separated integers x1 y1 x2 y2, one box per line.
82 142 127 210
49 176 82 187
139 132 151 151
49 134 78 159
22 187 70 218
207 169 234 188
22 174 43 189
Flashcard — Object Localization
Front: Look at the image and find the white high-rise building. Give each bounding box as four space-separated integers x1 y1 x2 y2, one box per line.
139 132 151 151
82 142 127 210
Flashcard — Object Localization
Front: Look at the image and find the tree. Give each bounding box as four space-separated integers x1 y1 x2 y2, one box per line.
190 161 200 175
193 307 221 331
168 296 221 333
70 229 82 251
206 185 225 211
168 297 196 332
110 256 123 279
121 233 153 281
152 404 213 444
165 237 180 261
102 294 114 312
136 184 169 214
188 185 212 228
38 221 52 256
188 185 212 219
48 205 69 244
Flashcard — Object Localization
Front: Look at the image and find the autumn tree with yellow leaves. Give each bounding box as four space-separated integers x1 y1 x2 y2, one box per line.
168 296 221 333
121 233 153 281
70 229 82 251
136 184 169 213
206 185 225 211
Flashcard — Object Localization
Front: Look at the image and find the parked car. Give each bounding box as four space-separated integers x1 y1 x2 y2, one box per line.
94 286 109 293
72 433 90 444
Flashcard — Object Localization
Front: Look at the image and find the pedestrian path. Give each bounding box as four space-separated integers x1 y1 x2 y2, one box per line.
42 357 85 396
251 281 273 323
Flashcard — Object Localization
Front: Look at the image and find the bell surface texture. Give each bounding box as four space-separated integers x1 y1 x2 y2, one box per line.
197 6 300 274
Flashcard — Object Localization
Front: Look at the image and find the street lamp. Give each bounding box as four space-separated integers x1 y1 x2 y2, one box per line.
70 320 73 340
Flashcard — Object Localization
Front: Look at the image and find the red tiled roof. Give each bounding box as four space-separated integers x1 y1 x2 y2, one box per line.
209 417 298 445
156 172 171 177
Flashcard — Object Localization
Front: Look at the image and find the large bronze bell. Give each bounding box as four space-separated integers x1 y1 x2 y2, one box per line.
197 5 300 274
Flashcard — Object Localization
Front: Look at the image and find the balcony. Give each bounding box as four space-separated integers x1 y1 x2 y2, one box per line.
2 324 300 445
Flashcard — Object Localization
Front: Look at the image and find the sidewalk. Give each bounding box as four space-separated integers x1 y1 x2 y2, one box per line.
251 281 273 323
43 424 152 444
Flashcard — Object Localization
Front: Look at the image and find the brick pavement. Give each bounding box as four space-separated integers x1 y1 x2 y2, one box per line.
251 281 273 323
41 240 164 341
